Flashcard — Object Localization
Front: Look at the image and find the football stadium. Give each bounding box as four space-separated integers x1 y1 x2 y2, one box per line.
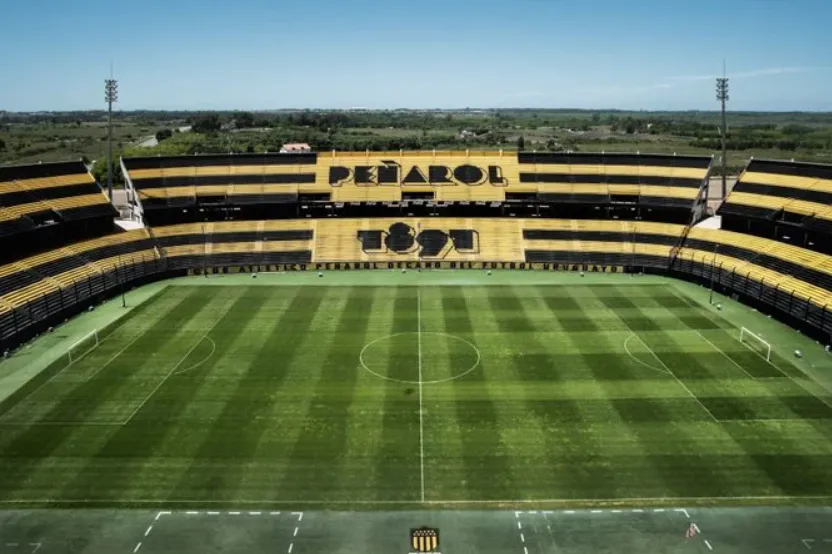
0 150 831 552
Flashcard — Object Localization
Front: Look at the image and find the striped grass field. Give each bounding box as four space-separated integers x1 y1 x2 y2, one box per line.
0 283 831 508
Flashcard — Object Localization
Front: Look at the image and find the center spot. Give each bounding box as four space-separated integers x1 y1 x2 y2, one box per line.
359 332 480 384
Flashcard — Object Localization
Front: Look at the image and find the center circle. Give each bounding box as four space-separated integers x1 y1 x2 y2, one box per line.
359 332 480 385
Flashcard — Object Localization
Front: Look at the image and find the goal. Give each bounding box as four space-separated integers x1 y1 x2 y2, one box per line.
68 329 100 365
739 327 772 362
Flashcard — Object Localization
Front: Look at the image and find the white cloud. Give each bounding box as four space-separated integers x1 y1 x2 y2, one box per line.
669 66 823 82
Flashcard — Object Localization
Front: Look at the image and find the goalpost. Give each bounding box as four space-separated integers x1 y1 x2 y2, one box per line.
739 327 772 362
68 329 100 365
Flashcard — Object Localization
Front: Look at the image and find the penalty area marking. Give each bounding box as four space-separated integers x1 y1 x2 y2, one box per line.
623 333 669 375
172 336 217 376
359 331 481 385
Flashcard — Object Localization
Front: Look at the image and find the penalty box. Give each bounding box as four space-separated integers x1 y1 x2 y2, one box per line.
514 508 709 554
133 511 303 554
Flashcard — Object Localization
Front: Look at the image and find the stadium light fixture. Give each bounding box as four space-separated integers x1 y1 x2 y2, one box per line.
716 63 729 201
105 74 119 203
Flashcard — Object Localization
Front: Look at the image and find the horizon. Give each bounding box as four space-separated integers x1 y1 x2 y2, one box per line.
1 0 831 112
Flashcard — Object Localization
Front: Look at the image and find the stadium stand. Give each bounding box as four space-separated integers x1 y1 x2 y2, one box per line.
123 151 712 225
152 220 314 269
719 159 832 254
0 229 162 347
517 153 711 222
4 153 832 352
122 153 318 225
0 161 117 262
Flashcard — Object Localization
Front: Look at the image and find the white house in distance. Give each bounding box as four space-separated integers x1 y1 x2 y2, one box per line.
280 143 312 153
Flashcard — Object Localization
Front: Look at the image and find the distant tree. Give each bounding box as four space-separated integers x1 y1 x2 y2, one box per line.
517 135 526 151
235 112 256 128
191 114 222 133
0 138 5 151
624 122 637 134
545 138 557 150
155 129 173 142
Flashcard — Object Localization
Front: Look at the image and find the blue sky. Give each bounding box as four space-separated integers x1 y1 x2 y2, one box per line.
1 0 830 111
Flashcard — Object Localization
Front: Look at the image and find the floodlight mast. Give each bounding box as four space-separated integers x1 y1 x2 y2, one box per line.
105 77 119 203
716 68 729 201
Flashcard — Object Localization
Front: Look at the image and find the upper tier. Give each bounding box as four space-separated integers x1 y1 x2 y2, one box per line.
719 159 832 254
123 151 712 225
0 161 117 261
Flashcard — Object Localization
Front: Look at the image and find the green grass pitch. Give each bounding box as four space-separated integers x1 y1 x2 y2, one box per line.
1 282 831 508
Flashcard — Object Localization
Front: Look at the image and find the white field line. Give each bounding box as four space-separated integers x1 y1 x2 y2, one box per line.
694 329 756 379
84 328 149 382
0 420 125 427
623 334 671 375
614 317 719 422
0 326 127 422
704 539 713 550
133 542 142 553
121 312 228 425
3 495 832 506
172 336 216 376
417 287 425 503
734 332 832 411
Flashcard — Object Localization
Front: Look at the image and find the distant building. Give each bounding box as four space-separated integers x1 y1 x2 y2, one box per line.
280 143 312 153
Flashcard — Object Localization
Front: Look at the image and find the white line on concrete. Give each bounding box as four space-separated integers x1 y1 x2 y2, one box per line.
693 523 701 533
675 508 690 518
293 512 303 522
294 527 299 537
144 525 153 537
271 511 281 515
250 511 261 515
704 539 713 550
186 511 198 515
288 543 294 554
133 542 142 553
802 539 814 550
590 510 602 514
30 544 41 554
523 547 528 554
229 511 240 515
207 511 220 515
520 533 525 543
517 521 522 530
515 511 522 518
155 511 170 521
632 509 644 513
564 510 576 514
417 288 425 503
653 509 665 513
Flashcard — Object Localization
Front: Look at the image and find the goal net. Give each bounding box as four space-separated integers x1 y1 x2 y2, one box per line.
739 327 772 362
68 329 100 365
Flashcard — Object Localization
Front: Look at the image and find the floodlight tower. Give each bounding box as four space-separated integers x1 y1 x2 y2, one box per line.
105 76 119 203
716 66 729 201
